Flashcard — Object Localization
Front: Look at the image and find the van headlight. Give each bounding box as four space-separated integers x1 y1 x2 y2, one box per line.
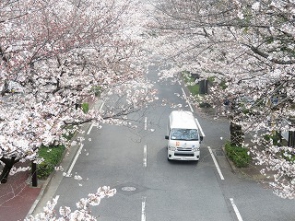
168 146 176 151
192 146 199 152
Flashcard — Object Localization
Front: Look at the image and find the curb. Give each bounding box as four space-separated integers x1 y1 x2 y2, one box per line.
221 145 237 174
26 172 54 217
221 145 275 183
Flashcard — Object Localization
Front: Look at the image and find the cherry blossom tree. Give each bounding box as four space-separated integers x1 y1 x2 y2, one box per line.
147 0 295 198
25 186 116 221
0 0 155 183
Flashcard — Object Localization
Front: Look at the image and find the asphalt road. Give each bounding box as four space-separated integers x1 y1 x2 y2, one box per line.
45 64 295 221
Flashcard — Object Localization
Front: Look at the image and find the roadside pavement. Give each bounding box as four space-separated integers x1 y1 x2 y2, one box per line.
222 145 275 188
0 118 94 221
0 161 41 221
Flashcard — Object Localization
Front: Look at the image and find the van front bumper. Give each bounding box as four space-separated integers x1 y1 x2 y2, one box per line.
168 150 200 161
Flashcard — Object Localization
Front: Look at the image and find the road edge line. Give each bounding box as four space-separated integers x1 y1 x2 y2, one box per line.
208 146 225 180
230 198 243 221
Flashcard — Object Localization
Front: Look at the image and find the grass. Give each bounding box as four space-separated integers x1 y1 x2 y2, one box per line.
225 142 251 168
37 145 66 179
182 71 200 96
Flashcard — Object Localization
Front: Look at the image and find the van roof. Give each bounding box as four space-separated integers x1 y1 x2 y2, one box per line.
169 111 198 129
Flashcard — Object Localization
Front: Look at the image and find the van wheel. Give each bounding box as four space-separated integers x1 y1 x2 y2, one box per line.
167 158 171 161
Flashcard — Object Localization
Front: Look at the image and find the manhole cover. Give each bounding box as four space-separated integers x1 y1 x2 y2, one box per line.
121 187 136 192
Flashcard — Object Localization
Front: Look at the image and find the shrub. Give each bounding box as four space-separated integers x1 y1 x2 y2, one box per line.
182 71 200 95
91 85 102 97
225 142 251 168
282 151 295 162
188 84 200 96
37 145 65 179
199 102 212 108
219 80 227 90
264 132 281 146
82 102 89 113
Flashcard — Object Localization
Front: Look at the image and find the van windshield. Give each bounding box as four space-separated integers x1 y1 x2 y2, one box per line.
170 129 199 141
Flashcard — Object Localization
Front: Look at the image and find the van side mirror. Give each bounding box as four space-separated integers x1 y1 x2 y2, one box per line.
200 136 203 141
165 135 169 140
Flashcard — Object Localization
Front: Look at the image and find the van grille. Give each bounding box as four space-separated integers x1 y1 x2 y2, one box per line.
177 147 192 151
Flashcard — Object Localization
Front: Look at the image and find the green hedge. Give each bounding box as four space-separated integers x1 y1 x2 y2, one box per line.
37 145 65 179
91 85 102 97
225 142 251 168
182 72 200 96
82 102 89 113
264 132 281 146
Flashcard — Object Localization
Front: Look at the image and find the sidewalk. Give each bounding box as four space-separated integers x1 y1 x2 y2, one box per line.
0 132 87 221
0 161 42 221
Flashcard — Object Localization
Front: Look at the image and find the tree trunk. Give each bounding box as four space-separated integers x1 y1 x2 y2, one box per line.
32 162 38 187
230 121 244 147
288 131 295 147
199 80 208 94
0 157 19 183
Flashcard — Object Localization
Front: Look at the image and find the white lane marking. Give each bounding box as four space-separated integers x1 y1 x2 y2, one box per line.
66 144 84 176
53 195 60 207
230 198 243 221
181 87 194 113
195 117 205 138
208 146 225 180
87 123 96 135
143 145 147 167
144 117 147 130
181 87 206 138
141 196 146 221
87 101 105 135
99 101 105 112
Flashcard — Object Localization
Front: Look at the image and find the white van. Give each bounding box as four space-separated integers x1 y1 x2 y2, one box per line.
165 110 204 161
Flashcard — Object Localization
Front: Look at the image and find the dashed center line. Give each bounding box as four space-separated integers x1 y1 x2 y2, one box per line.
144 117 147 130
141 196 146 221
143 145 147 167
